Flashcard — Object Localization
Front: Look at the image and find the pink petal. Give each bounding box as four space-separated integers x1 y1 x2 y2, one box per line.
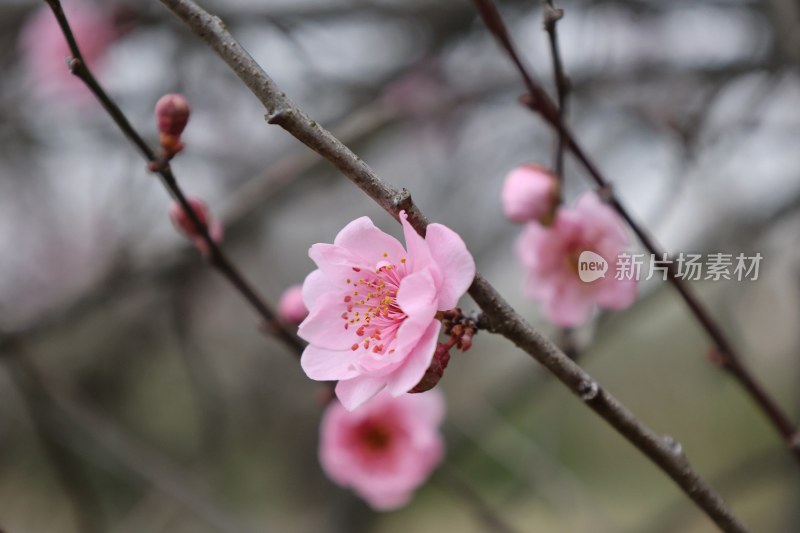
334 216 407 265
594 276 637 310
335 375 387 411
301 269 330 310
544 282 594 327
309 243 363 271
359 489 413 511
425 223 475 310
399 211 437 276
386 320 441 395
297 292 353 350
396 268 438 322
301 344 361 381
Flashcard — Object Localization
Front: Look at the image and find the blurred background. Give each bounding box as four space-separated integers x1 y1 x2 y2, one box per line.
1 0 799 531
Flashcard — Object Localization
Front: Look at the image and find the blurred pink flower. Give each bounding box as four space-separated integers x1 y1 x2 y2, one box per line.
516 192 637 326
501 164 558 224
19 1 118 101
319 389 445 510
278 284 308 325
299 211 475 411
169 197 223 254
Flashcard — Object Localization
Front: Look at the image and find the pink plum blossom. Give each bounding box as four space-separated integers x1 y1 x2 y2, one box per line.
169 197 223 254
19 1 118 102
516 192 637 326
501 164 558 224
278 284 308 325
298 211 475 411
319 389 445 510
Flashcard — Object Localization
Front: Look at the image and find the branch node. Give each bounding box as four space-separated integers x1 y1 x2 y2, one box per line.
662 435 685 459
790 431 800 451
596 184 614 203
543 5 564 30
66 56 82 75
265 108 293 125
577 379 599 401
393 188 413 212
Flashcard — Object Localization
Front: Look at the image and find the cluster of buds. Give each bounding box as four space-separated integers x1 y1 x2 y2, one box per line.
410 308 478 394
155 93 190 159
439 308 477 352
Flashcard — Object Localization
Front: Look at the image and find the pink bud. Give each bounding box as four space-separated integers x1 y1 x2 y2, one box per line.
410 343 451 393
168 197 223 254
501 164 559 224
278 284 308 325
156 93 190 136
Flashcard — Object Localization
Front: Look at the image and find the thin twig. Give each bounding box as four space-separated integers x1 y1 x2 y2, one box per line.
156 1 748 530
470 0 800 465
4 347 104 533
43 0 304 356
543 0 568 181
437 466 521 533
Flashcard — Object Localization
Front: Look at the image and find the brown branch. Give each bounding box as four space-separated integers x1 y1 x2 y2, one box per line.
470 0 800 465
156 1 748 530
43 0 304 357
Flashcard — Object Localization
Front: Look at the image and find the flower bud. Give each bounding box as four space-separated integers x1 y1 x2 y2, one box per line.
156 93 190 156
409 343 451 393
501 164 559 224
168 197 223 254
278 284 308 325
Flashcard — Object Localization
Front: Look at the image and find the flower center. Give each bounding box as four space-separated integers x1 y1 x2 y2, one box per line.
341 255 408 355
355 419 393 452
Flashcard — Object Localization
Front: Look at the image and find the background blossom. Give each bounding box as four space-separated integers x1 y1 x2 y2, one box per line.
319 389 445 510
516 192 637 326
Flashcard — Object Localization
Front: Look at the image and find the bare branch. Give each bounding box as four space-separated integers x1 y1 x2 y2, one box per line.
157 1 748 530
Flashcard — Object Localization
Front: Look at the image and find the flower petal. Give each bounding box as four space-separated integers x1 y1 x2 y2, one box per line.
302 269 331 310
400 211 437 276
385 319 441 395
334 216 407 265
544 282 594 327
335 375 388 411
425 223 475 310
298 292 353 350
301 344 361 381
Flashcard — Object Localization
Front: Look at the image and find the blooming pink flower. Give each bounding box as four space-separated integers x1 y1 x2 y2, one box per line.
501 164 558 224
516 192 636 326
19 1 118 101
299 211 475 411
169 197 223 254
319 389 445 510
278 284 308 325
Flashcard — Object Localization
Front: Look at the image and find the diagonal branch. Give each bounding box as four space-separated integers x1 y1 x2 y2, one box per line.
470 0 799 464
156 1 748 530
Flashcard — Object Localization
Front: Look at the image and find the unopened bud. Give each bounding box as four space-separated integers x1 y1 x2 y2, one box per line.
169 197 223 254
156 93 190 156
278 284 308 325
501 164 559 224
409 343 451 393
